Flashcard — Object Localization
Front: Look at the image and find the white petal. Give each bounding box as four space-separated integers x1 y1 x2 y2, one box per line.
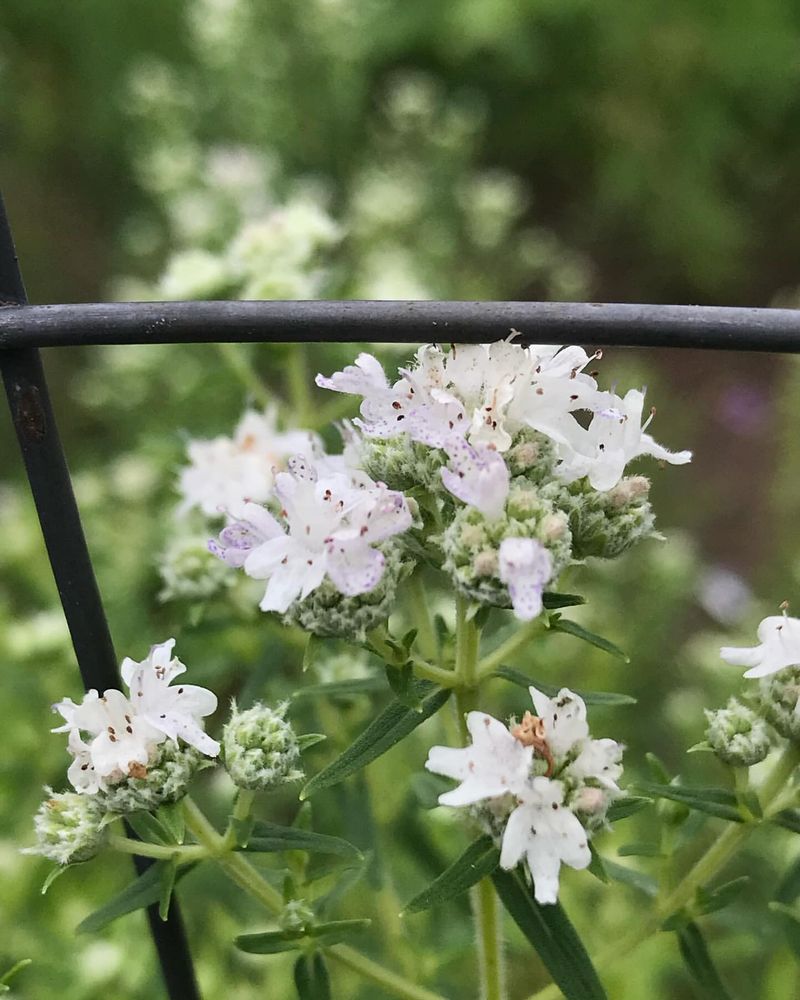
529 686 588 758
498 538 553 621
720 615 800 678
326 542 385 596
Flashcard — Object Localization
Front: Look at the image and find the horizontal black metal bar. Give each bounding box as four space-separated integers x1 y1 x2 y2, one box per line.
2 300 800 352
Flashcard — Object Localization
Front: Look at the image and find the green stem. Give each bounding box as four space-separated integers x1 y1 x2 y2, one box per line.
182 797 449 1000
222 788 256 850
215 342 271 408
107 833 206 863
407 574 439 664
367 628 456 688
455 595 480 690
525 743 800 1000
477 618 544 680
473 877 505 1000
287 344 313 426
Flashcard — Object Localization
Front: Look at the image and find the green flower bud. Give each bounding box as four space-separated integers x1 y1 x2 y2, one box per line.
99 742 211 814
705 698 771 766
25 788 107 865
505 429 558 485
759 667 800 742
441 481 572 609
283 542 414 639
280 899 315 934
158 533 234 603
554 476 655 560
223 701 303 791
360 436 447 495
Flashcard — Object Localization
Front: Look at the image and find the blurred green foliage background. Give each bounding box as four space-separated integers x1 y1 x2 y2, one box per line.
2 1 800 997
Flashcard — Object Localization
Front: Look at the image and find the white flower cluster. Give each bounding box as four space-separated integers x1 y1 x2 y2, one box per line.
317 341 690 619
52 639 219 794
178 407 318 517
426 687 623 905
208 452 412 614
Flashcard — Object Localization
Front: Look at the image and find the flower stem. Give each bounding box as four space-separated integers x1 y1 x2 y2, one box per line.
287 344 313 426
477 618 545 680
107 833 207 863
407 574 440 664
524 742 800 1000
455 595 480 690
473 877 505 1000
181 796 449 1000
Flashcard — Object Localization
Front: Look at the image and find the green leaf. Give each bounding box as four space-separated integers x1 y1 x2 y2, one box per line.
549 617 630 661
303 634 331 673
241 821 363 860
294 953 331 1000
617 841 664 858
158 860 178 921
403 836 500 914
587 843 609 884
492 868 607 1000
603 860 658 897
635 782 744 823
646 752 673 784
385 661 423 710
301 682 452 798
292 677 387 700
694 877 749 917
297 733 327 752
772 809 800 834
235 928 306 954
232 815 255 848
676 921 734 999
236 920 370 956
606 796 652 822
492 667 636 706
542 592 586 610
76 862 196 934
42 864 73 895
0 959 32 990
126 811 175 846
157 801 185 846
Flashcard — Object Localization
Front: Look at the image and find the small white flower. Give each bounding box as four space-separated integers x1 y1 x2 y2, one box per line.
500 776 591 905
554 388 692 492
120 638 220 756
498 538 554 621
425 711 532 805
52 639 220 793
440 436 510 520
210 454 412 613
721 612 800 679
178 408 317 516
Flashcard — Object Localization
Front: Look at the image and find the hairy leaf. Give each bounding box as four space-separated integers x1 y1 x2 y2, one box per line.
241 821 362 860
635 782 744 823
301 682 451 798
76 861 196 934
492 666 636 706
549 617 630 661
403 836 500 914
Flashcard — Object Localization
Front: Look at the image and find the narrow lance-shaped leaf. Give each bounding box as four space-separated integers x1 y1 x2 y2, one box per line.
294 953 331 1000
301 682 452 798
549 617 630 662
491 868 607 1000
76 861 197 934
635 782 744 823
542 592 586 610
606 796 651 822
492 666 636 706
241 821 363 860
158 859 178 922
676 921 734 999
236 919 371 955
403 836 500 914
292 676 388 701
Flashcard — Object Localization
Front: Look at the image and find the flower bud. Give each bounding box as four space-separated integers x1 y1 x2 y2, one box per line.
24 788 106 865
223 702 303 791
758 667 800 742
158 533 234 603
283 542 413 639
280 899 314 934
99 742 211 814
505 429 558 484
705 698 771 766
361 436 447 495
556 478 655 560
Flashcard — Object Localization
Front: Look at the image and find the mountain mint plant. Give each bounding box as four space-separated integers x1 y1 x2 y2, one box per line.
31 338 800 1000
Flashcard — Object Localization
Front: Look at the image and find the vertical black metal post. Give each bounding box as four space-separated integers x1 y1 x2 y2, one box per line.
0 192 201 1000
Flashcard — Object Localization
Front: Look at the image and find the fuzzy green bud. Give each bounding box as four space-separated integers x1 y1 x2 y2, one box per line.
361 436 447 495
25 788 107 865
280 899 315 934
758 667 800 742
704 698 771 766
441 480 572 609
158 533 234 603
283 542 413 639
548 476 655 560
505 429 558 484
223 701 303 791
99 742 211 814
